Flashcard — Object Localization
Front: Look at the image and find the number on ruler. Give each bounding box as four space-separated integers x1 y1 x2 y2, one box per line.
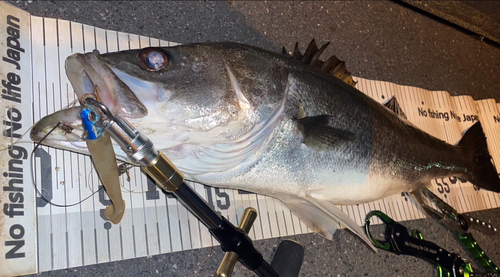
435 176 469 198
146 174 175 199
449 176 473 191
436 178 450 194
145 174 160 200
451 175 480 191
238 189 255 195
448 176 467 185
204 186 230 210
34 147 53 207
98 185 112 222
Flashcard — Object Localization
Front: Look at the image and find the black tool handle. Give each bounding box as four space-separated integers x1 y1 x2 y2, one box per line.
173 183 278 277
388 222 466 277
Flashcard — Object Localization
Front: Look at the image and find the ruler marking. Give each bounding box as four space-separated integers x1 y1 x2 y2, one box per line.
197 219 203 248
381 198 388 217
178 221 184 251
407 196 417 220
77 155 84 266
368 79 375 99
282 210 289 236
459 182 471 212
485 192 493 210
50 233 54 270
139 166 151 256
104 27 108 53
282 201 294 236
106 229 111 261
254 194 265 239
492 190 499 207
456 180 466 211
274 211 281 236
397 200 405 222
153 182 161 254
187 219 193 250
274 199 287 236
356 204 364 227
348 205 355 225
482 191 489 210
375 79 381 100
468 194 476 212
132 225 137 257
80 230 84 265
157 222 161 253
389 201 397 222
144 224 149 256
93 229 98 264
289 210 296 235
119 226 124 260
81 25 85 52
164 196 173 252
65 231 69 268
343 204 350 218
266 211 273 238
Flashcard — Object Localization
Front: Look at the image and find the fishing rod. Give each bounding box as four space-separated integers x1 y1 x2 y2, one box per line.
80 97 290 277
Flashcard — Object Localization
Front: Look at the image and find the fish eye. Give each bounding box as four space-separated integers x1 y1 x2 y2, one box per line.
137 48 170 71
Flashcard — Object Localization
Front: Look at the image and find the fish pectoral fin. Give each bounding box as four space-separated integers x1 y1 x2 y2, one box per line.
281 198 340 239
281 195 377 251
298 115 356 151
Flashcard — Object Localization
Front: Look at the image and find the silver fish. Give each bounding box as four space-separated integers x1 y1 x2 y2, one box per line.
30 41 500 249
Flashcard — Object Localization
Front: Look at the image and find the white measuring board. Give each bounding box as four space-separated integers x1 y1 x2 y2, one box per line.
2 2 500 276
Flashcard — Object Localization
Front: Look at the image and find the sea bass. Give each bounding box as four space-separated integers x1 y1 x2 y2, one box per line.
30 41 500 248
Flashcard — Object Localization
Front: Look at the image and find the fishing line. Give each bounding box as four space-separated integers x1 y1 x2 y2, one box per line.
115 163 167 194
65 132 88 149
30 122 103 208
1 101 80 151
120 184 158 194
27 113 198 206
62 98 80 109
0 123 34 152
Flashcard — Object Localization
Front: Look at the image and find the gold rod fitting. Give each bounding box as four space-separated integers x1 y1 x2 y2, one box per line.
142 152 184 192
214 207 258 277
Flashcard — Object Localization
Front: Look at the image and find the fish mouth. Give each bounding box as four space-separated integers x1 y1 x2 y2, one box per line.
65 53 148 118
30 52 149 150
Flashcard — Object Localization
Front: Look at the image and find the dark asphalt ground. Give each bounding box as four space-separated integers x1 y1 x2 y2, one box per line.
6 1 500 276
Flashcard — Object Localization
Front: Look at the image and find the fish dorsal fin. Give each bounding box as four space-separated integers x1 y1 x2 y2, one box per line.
383 96 408 120
298 115 356 151
282 39 357 87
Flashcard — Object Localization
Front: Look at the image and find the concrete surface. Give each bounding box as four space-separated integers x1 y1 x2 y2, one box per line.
402 1 500 46
6 1 500 276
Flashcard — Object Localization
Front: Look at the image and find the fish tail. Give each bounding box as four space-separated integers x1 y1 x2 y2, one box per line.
458 122 500 192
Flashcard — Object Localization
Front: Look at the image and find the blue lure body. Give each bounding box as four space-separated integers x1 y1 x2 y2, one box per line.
80 107 101 140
